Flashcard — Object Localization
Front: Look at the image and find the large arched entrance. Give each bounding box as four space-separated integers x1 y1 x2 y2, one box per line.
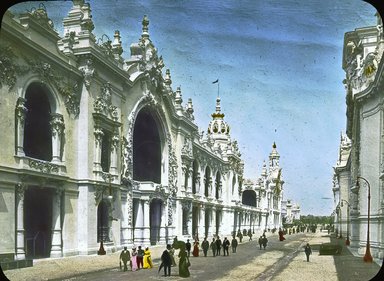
24 83 52 161
24 187 53 258
242 190 256 207
133 109 161 183
150 199 162 245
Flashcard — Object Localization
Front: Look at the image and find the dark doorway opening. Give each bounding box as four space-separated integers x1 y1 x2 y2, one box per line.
97 199 110 242
24 83 52 161
133 110 161 183
242 190 256 207
150 199 162 245
24 187 53 258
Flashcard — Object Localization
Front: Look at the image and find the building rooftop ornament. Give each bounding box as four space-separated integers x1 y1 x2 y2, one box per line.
207 97 230 145
142 15 150 39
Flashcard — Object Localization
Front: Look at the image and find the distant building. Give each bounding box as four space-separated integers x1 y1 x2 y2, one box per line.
0 1 283 260
282 199 301 224
333 11 384 259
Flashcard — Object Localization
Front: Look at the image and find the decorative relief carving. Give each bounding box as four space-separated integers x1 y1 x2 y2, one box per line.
15 97 28 123
181 200 192 211
29 159 60 173
15 182 27 200
27 3 55 30
149 185 167 202
24 58 81 117
93 82 118 121
50 113 65 137
94 126 104 145
0 46 28 90
168 197 174 225
79 58 95 90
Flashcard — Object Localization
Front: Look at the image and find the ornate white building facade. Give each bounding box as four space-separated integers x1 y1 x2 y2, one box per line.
0 1 283 260
333 12 384 259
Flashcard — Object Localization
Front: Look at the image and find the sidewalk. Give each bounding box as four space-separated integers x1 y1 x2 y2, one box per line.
272 231 383 281
2 244 166 281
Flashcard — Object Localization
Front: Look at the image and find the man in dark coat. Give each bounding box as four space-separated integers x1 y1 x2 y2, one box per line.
258 236 263 249
185 239 191 257
210 238 217 257
201 237 210 257
231 237 238 253
304 243 312 262
215 236 222 256
119 246 131 271
222 237 230 256
159 244 172 276
262 235 268 249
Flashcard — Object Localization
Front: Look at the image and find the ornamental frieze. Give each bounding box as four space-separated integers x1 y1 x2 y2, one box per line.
0 46 28 90
29 158 60 174
94 82 118 121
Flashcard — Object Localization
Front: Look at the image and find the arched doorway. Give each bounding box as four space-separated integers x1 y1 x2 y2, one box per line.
24 83 52 161
242 190 256 207
150 199 162 245
204 166 211 197
133 109 161 183
24 187 53 258
97 199 111 243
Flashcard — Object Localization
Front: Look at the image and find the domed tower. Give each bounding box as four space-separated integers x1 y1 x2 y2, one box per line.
269 142 280 169
207 96 231 149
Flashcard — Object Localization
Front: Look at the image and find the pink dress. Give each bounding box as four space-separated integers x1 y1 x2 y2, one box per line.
131 249 138 271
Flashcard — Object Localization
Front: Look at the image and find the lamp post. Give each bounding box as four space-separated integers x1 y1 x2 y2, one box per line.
341 199 350 246
97 176 113 255
356 176 373 263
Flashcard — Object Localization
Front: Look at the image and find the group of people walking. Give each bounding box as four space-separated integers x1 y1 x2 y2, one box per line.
119 245 153 272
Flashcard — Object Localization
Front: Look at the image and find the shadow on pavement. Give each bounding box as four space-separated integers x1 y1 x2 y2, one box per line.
330 236 382 281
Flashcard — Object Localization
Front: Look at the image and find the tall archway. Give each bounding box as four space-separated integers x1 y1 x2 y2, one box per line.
192 160 199 194
204 166 211 197
242 190 256 207
133 109 161 183
215 171 221 199
24 83 52 161
24 187 53 258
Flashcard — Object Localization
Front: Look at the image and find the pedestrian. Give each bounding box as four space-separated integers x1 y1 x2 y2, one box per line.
186 239 191 257
262 235 268 249
119 246 131 272
202 237 210 257
248 229 253 241
192 239 199 257
258 236 263 250
169 245 176 266
231 237 238 253
159 244 172 277
131 247 138 271
216 236 222 256
304 243 312 262
237 229 243 243
137 245 144 269
210 238 217 257
278 228 286 241
222 237 230 256
143 247 153 268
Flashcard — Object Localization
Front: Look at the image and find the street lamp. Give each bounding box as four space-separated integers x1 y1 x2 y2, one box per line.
356 176 373 263
97 177 113 255
340 199 350 246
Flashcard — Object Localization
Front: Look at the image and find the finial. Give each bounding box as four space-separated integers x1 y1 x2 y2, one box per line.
175 86 182 105
273 142 276 149
142 15 149 39
216 96 221 113
187 98 194 115
165 69 172 86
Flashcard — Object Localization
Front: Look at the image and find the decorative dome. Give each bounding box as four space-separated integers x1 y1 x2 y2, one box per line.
207 97 230 140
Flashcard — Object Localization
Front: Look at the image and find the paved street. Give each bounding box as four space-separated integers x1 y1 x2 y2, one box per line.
3 231 382 281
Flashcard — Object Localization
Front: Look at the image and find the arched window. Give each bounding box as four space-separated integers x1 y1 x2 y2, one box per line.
24 83 52 161
192 160 199 194
133 109 161 183
204 166 211 197
242 190 256 207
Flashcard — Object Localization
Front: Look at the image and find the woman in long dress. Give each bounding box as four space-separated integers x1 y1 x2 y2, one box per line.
143 247 153 269
192 240 199 257
131 247 138 271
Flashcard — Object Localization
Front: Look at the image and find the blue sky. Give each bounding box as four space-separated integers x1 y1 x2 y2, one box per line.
8 0 378 215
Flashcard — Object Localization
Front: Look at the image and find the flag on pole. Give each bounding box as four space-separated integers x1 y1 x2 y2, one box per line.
212 79 219 84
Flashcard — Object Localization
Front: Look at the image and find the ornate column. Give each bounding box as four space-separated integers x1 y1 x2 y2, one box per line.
212 207 217 236
51 188 63 258
159 201 167 244
50 114 65 163
134 199 144 244
120 191 130 245
15 183 27 260
110 132 119 175
15 97 27 156
94 127 104 171
143 199 150 244
198 205 205 239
